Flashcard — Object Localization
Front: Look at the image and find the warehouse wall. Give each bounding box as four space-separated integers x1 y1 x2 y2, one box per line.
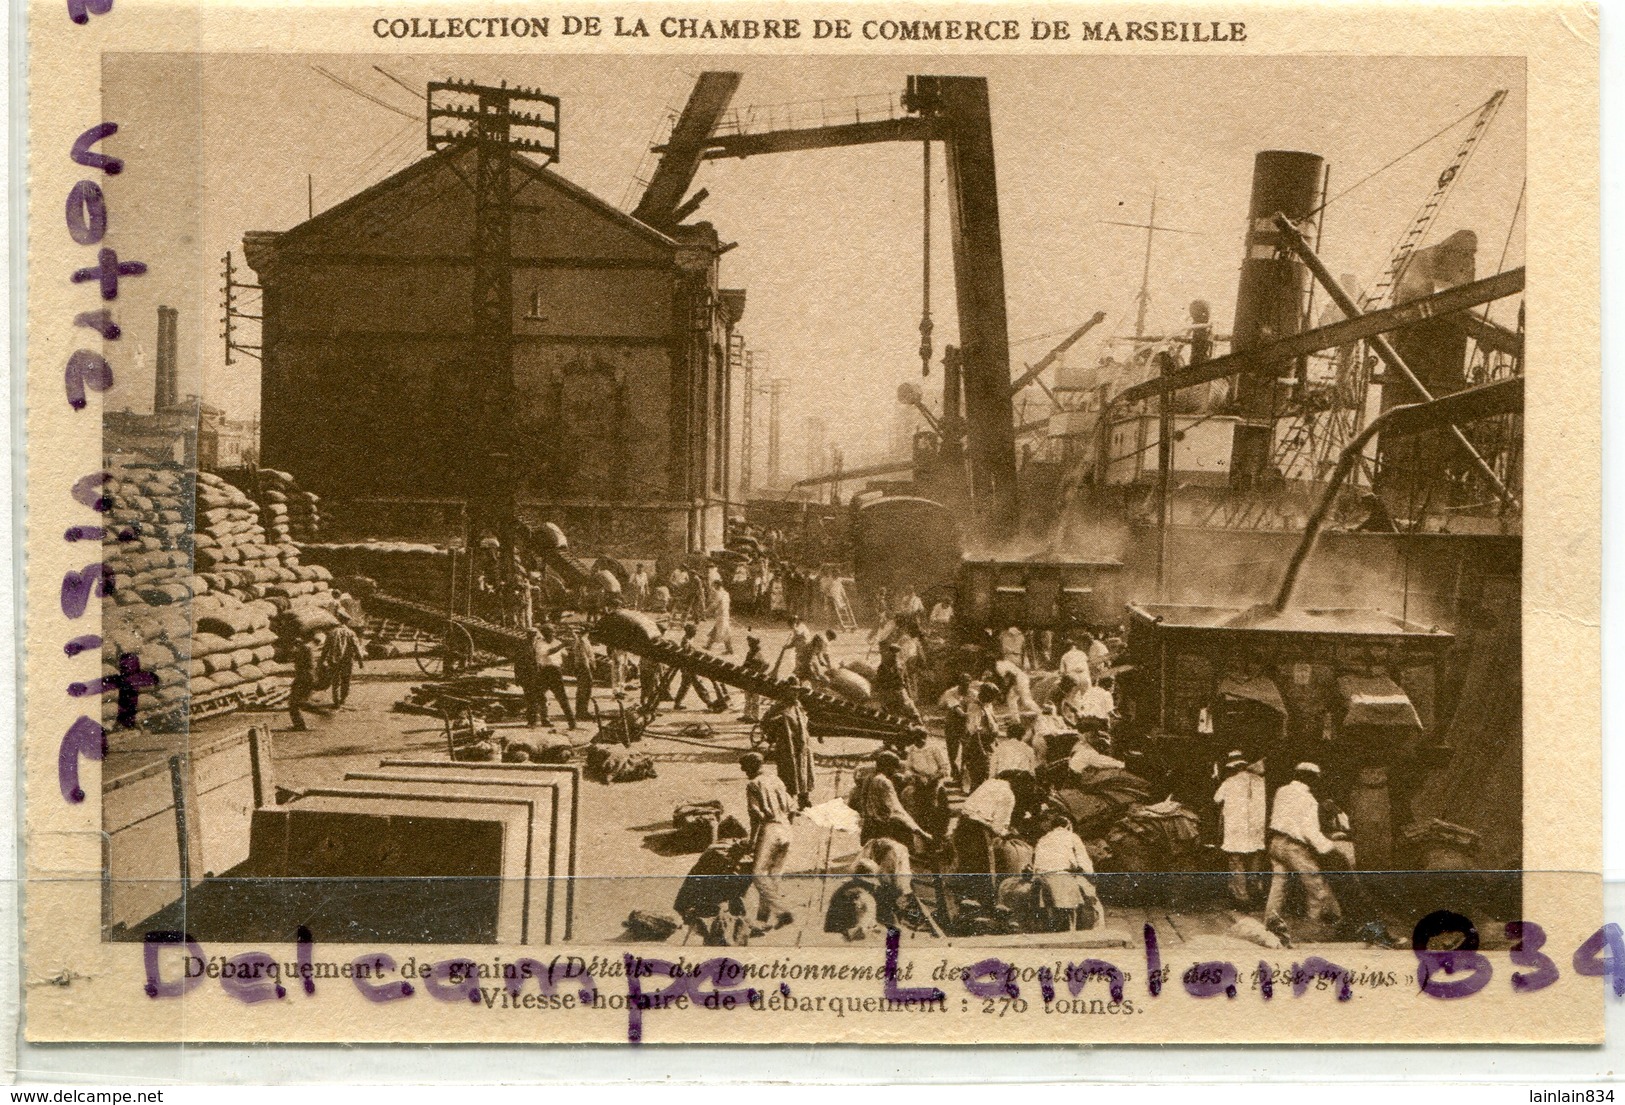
250 148 727 555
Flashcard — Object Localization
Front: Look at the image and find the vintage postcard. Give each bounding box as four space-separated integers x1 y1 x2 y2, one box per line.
20 0 1606 1047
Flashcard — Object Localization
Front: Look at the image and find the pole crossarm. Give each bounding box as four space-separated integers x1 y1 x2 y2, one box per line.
1112 266 1523 406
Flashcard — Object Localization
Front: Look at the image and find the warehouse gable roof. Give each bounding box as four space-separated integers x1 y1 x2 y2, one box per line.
269 143 681 255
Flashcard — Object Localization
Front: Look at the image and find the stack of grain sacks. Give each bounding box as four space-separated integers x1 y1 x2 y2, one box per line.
100 460 196 730
253 469 321 545
97 458 344 732
194 469 340 630
298 542 454 606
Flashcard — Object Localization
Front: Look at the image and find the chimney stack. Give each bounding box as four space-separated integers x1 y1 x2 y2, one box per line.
155 305 178 411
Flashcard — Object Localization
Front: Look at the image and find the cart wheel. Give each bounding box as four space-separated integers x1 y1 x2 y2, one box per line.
416 623 476 678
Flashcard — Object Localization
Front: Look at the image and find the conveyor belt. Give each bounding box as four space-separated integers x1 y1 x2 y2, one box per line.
365 589 529 656
592 610 923 743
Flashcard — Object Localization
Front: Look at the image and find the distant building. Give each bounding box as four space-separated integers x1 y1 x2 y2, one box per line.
244 145 744 555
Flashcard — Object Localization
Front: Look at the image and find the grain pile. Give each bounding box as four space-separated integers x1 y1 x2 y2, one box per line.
260 469 321 544
298 542 453 606
99 459 343 731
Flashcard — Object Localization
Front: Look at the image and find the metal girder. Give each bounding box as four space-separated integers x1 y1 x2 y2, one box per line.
1271 213 1516 508
699 115 940 159
1273 375 1523 612
793 458 915 489
632 71 741 228
1113 266 1524 406
1450 311 1522 357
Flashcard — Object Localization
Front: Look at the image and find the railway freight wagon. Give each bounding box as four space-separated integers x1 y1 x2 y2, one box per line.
850 494 962 615
954 556 1126 635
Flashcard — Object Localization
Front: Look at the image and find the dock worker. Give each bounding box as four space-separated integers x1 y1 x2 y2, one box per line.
1058 635 1093 690
287 629 328 732
850 750 930 853
322 610 366 708
872 642 922 724
704 578 735 655
568 627 597 721
988 721 1038 780
999 624 1026 668
1032 811 1103 930
518 624 574 729
1214 751 1268 906
739 634 768 722
1263 761 1339 944
937 673 975 784
740 752 796 933
952 773 1017 908
761 681 816 808
664 623 727 712
1074 674 1117 731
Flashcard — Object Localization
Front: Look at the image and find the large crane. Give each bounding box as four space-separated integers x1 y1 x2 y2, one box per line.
1270 89 1509 489
632 73 1022 537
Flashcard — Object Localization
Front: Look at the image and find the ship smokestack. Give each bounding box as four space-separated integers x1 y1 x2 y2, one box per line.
1228 150 1326 490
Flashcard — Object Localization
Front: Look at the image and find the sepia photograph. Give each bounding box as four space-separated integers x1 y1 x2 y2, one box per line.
86 51 1532 964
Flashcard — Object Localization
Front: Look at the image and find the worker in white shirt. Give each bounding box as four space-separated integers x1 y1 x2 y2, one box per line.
1085 632 1111 670
998 624 1027 668
952 775 1017 910
1058 636 1093 690
987 722 1037 779
1214 752 1268 905
1263 762 1340 944
1067 733 1126 776
703 579 735 655
1075 675 1116 727
1032 811 1102 929
994 655 1039 717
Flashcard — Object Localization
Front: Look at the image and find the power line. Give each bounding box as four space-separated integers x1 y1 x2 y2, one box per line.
322 123 419 206
310 64 418 121
373 65 428 101
1306 98 1486 220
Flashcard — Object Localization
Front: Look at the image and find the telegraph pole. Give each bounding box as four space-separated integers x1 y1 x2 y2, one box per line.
220 251 262 366
766 376 787 491
740 349 755 496
427 78 559 559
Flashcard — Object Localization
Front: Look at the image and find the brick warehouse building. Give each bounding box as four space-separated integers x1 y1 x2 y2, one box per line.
244 145 743 556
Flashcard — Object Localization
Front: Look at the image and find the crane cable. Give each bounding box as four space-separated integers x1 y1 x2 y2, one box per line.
919 138 934 377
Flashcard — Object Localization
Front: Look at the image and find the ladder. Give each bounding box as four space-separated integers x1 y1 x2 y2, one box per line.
1362 89 1507 311
831 577 859 632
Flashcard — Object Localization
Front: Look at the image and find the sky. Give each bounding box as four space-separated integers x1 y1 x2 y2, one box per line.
100 53 1525 474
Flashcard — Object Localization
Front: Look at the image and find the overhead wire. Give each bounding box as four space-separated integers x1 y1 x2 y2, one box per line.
322 123 420 208
310 64 419 121
1304 98 1487 221
373 64 428 101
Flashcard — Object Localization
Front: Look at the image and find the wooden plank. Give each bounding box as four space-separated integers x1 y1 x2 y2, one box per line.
248 726 276 809
379 760 581 939
336 777 560 944
169 754 205 889
284 793 531 944
347 770 569 943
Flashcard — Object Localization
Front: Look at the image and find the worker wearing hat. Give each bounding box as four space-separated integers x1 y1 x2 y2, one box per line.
740 751 796 933
739 633 768 722
1213 750 1267 906
1263 761 1340 945
850 749 929 853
